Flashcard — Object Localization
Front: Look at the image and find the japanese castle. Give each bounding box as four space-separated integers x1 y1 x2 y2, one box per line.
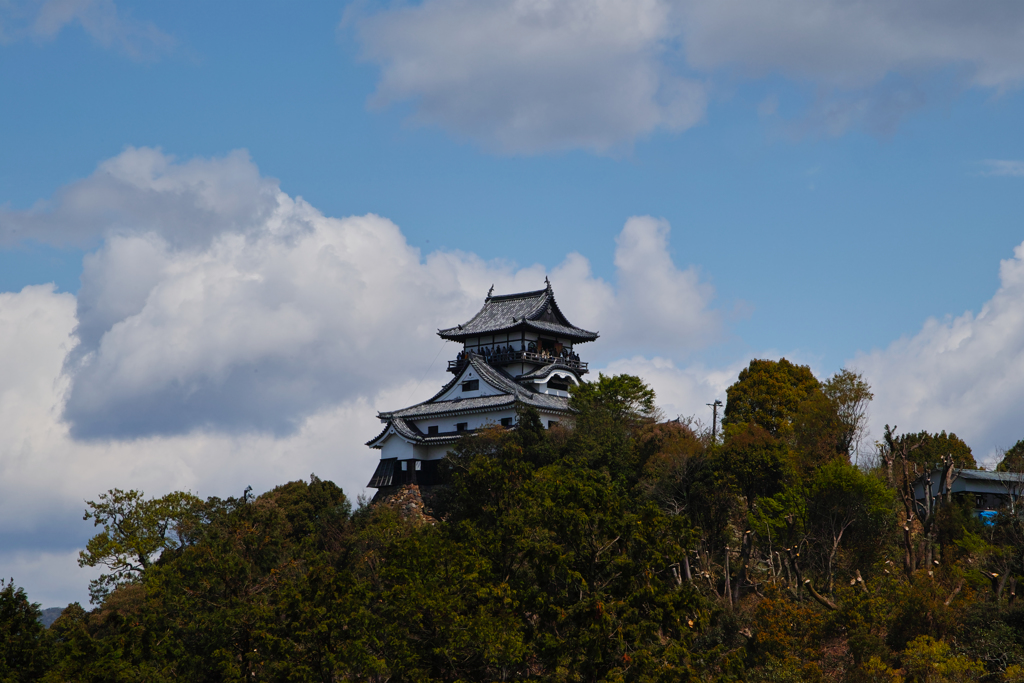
367 280 598 491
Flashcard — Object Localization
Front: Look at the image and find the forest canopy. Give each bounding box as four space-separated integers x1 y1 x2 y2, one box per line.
3 362 1021 683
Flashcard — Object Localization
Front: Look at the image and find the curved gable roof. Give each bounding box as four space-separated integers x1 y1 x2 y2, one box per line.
376 353 572 423
438 281 598 343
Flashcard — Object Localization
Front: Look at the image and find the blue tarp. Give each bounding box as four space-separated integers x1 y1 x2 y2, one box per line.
978 510 998 526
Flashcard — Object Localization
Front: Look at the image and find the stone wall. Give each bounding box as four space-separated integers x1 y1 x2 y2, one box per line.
372 483 443 524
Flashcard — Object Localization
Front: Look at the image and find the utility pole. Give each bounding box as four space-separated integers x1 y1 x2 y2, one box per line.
707 399 722 443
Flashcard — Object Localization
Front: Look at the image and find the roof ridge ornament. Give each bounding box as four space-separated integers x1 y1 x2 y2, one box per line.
487 284 494 298
544 276 551 289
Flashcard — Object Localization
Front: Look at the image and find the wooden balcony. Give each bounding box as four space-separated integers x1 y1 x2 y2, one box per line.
448 350 588 374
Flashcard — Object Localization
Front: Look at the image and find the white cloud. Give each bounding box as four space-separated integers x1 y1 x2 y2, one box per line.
351 0 706 153
0 0 173 58
353 0 1024 149
981 159 1024 177
597 354 741 422
0 147 279 248
0 283 400 606
854 240 1024 465
677 0 1024 91
0 148 721 438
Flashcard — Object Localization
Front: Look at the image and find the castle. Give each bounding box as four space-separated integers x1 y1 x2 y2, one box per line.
366 279 598 491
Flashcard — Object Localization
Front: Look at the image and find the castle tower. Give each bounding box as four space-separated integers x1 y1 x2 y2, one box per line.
366 280 598 490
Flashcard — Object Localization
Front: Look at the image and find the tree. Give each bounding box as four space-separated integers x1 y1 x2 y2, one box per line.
0 579 49 682
996 440 1024 473
791 370 873 471
566 373 662 484
792 390 847 470
804 461 893 593
896 430 977 471
569 372 660 431
79 488 202 602
721 423 792 510
823 369 874 459
723 358 820 437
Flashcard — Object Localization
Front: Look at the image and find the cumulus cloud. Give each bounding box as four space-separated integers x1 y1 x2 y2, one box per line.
0 0 173 58
0 147 279 248
353 0 1024 149
597 354 742 422
854 241 1024 464
0 282 399 606
351 0 706 153
550 216 720 354
0 148 721 438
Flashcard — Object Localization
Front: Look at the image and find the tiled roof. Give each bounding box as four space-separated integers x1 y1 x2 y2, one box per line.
365 417 473 447
378 353 572 422
383 391 571 420
369 351 573 450
468 353 525 393
438 282 598 342
419 353 520 404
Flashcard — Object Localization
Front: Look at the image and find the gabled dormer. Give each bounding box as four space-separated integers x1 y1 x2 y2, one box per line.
435 359 507 401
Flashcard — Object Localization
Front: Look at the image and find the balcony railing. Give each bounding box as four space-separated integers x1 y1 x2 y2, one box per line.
448 350 588 374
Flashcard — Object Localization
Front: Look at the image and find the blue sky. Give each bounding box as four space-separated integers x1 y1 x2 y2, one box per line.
2 0 1024 606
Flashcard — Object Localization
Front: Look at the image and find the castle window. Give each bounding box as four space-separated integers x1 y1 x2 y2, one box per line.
501 417 512 427
428 425 438 435
415 461 422 471
548 420 558 429
456 422 468 432
461 379 479 392
401 461 408 471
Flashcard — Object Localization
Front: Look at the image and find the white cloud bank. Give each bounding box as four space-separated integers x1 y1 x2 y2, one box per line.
855 243 1024 465
2 148 718 438
352 0 1024 150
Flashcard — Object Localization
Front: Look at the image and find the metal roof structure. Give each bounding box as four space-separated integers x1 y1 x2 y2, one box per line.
913 467 1024 500
437 280 598 343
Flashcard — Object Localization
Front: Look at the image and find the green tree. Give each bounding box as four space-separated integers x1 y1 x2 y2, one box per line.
79 488 203 603
804 461 894 592
566 373 662 484
996 440 1024 473
721 423 792 510
895 431 977 471
824 369 874 458
0 579 49 682
723 358 820 437
793 370 875 469
902 635 984 683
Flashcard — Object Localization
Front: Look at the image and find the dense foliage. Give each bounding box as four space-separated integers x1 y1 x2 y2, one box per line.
4 364 1023 682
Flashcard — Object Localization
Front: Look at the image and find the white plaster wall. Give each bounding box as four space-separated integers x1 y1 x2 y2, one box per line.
411 408 517 435
380 433 416 460
437 365 506 401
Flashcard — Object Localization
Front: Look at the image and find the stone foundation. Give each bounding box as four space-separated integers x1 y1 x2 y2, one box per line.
372 484 443 524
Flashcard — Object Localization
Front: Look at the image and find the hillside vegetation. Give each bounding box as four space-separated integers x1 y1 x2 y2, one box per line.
4 361 1024 683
